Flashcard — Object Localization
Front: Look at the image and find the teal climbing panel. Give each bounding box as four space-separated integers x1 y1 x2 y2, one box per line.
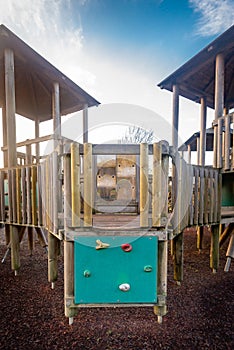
74 236 158 304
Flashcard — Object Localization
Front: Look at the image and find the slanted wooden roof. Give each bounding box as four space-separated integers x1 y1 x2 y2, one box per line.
0 24 100 122
158 25 234 110
179 127 233 152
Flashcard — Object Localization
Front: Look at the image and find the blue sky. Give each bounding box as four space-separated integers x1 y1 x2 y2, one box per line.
0 0 233 151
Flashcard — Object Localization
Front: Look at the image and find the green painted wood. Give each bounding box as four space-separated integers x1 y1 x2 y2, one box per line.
222 173 234 206
74 236 158 304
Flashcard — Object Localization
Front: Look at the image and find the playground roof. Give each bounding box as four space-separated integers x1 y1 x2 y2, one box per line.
178 127 233 152
0 24 100 122
158 25 234 110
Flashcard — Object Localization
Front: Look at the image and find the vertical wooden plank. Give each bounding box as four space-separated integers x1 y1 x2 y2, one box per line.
152 142 161 227
153 240 168 323
11 169 17 223
71 143 81 227
83 104 88 144
64 154 72 230
31 165 37 226
37 164 43 226
199 97 207 166
35 120 40 163
7 169 12 222
210 224 220 273
189 165 194 226
4 48 17 168
194 167 199 225
217 118 223 168
0 171 5 222
140 143 149 227
232 115 234 169
26 166 32 224
204 169 209 224
83 143 93 227
209 169 214 223
16 167 22 224
224 114 230 171
64 240 77 322
199 168 204 225
52 151 58 232
21 167 27 224
213 171 218 223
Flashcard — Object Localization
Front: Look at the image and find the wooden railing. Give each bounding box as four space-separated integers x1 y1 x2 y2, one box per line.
0 141 222 236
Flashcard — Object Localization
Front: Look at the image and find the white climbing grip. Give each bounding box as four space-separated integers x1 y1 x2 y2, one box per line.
119 283 131 292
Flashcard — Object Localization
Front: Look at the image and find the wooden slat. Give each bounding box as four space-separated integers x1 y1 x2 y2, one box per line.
21 167 27 224
204 169 209 224
37 165 43 226
16 167 22 224
7 169 12 222
152 142 162 227
193 167 199 225
71 143 81 227
213 171 218 223
0 171 5 221
83 143 93 227
224 114 230 170
199 167 204 225
209 169 214 223
140 143 149 228
188 165 194 226
31 165 37 226
26 166 32 224
52 151 58 232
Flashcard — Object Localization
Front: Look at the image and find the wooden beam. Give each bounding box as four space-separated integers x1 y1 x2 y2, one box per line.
199 97 207 166
140 143 149 227
83 143 93 227
172 84 179 150
4 48 17 167
83 104 88 143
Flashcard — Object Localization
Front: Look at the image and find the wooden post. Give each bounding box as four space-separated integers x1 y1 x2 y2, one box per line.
2 105 8 167
199 97 207 166
83 143 93 227
140 143 149 227
224 114 230 170
71 143 81 227
48 231 60 288
5 48 20 274
35 119 40 163
214 53 224 168
173 231 184 283
172 85 179 150
52 82 61 143
64 153 76 323
5 48 17 167
210 224 220 273
196 136 200 165
83 104 88 143
187 144 191 164
153 240 168 323
152 142 161 227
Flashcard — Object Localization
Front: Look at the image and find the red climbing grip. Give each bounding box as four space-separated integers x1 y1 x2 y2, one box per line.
121 243 132 252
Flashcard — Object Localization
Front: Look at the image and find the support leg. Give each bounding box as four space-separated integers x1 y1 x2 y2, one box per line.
219 223 234 247
35 227 48 252
173 232 184 284
28 227 34 256
10 225 20 275
64 240 77 324
154 240 168 323
224 233 234 272
5 224 10 245
48 231 60 288
210 224 220 273
197 226 203 251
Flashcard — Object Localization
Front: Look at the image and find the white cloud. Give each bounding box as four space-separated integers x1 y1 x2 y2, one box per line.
0 0 97 91
189 0 234 37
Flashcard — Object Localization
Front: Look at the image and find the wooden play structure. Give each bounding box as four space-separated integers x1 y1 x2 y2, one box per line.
0 24 233 325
